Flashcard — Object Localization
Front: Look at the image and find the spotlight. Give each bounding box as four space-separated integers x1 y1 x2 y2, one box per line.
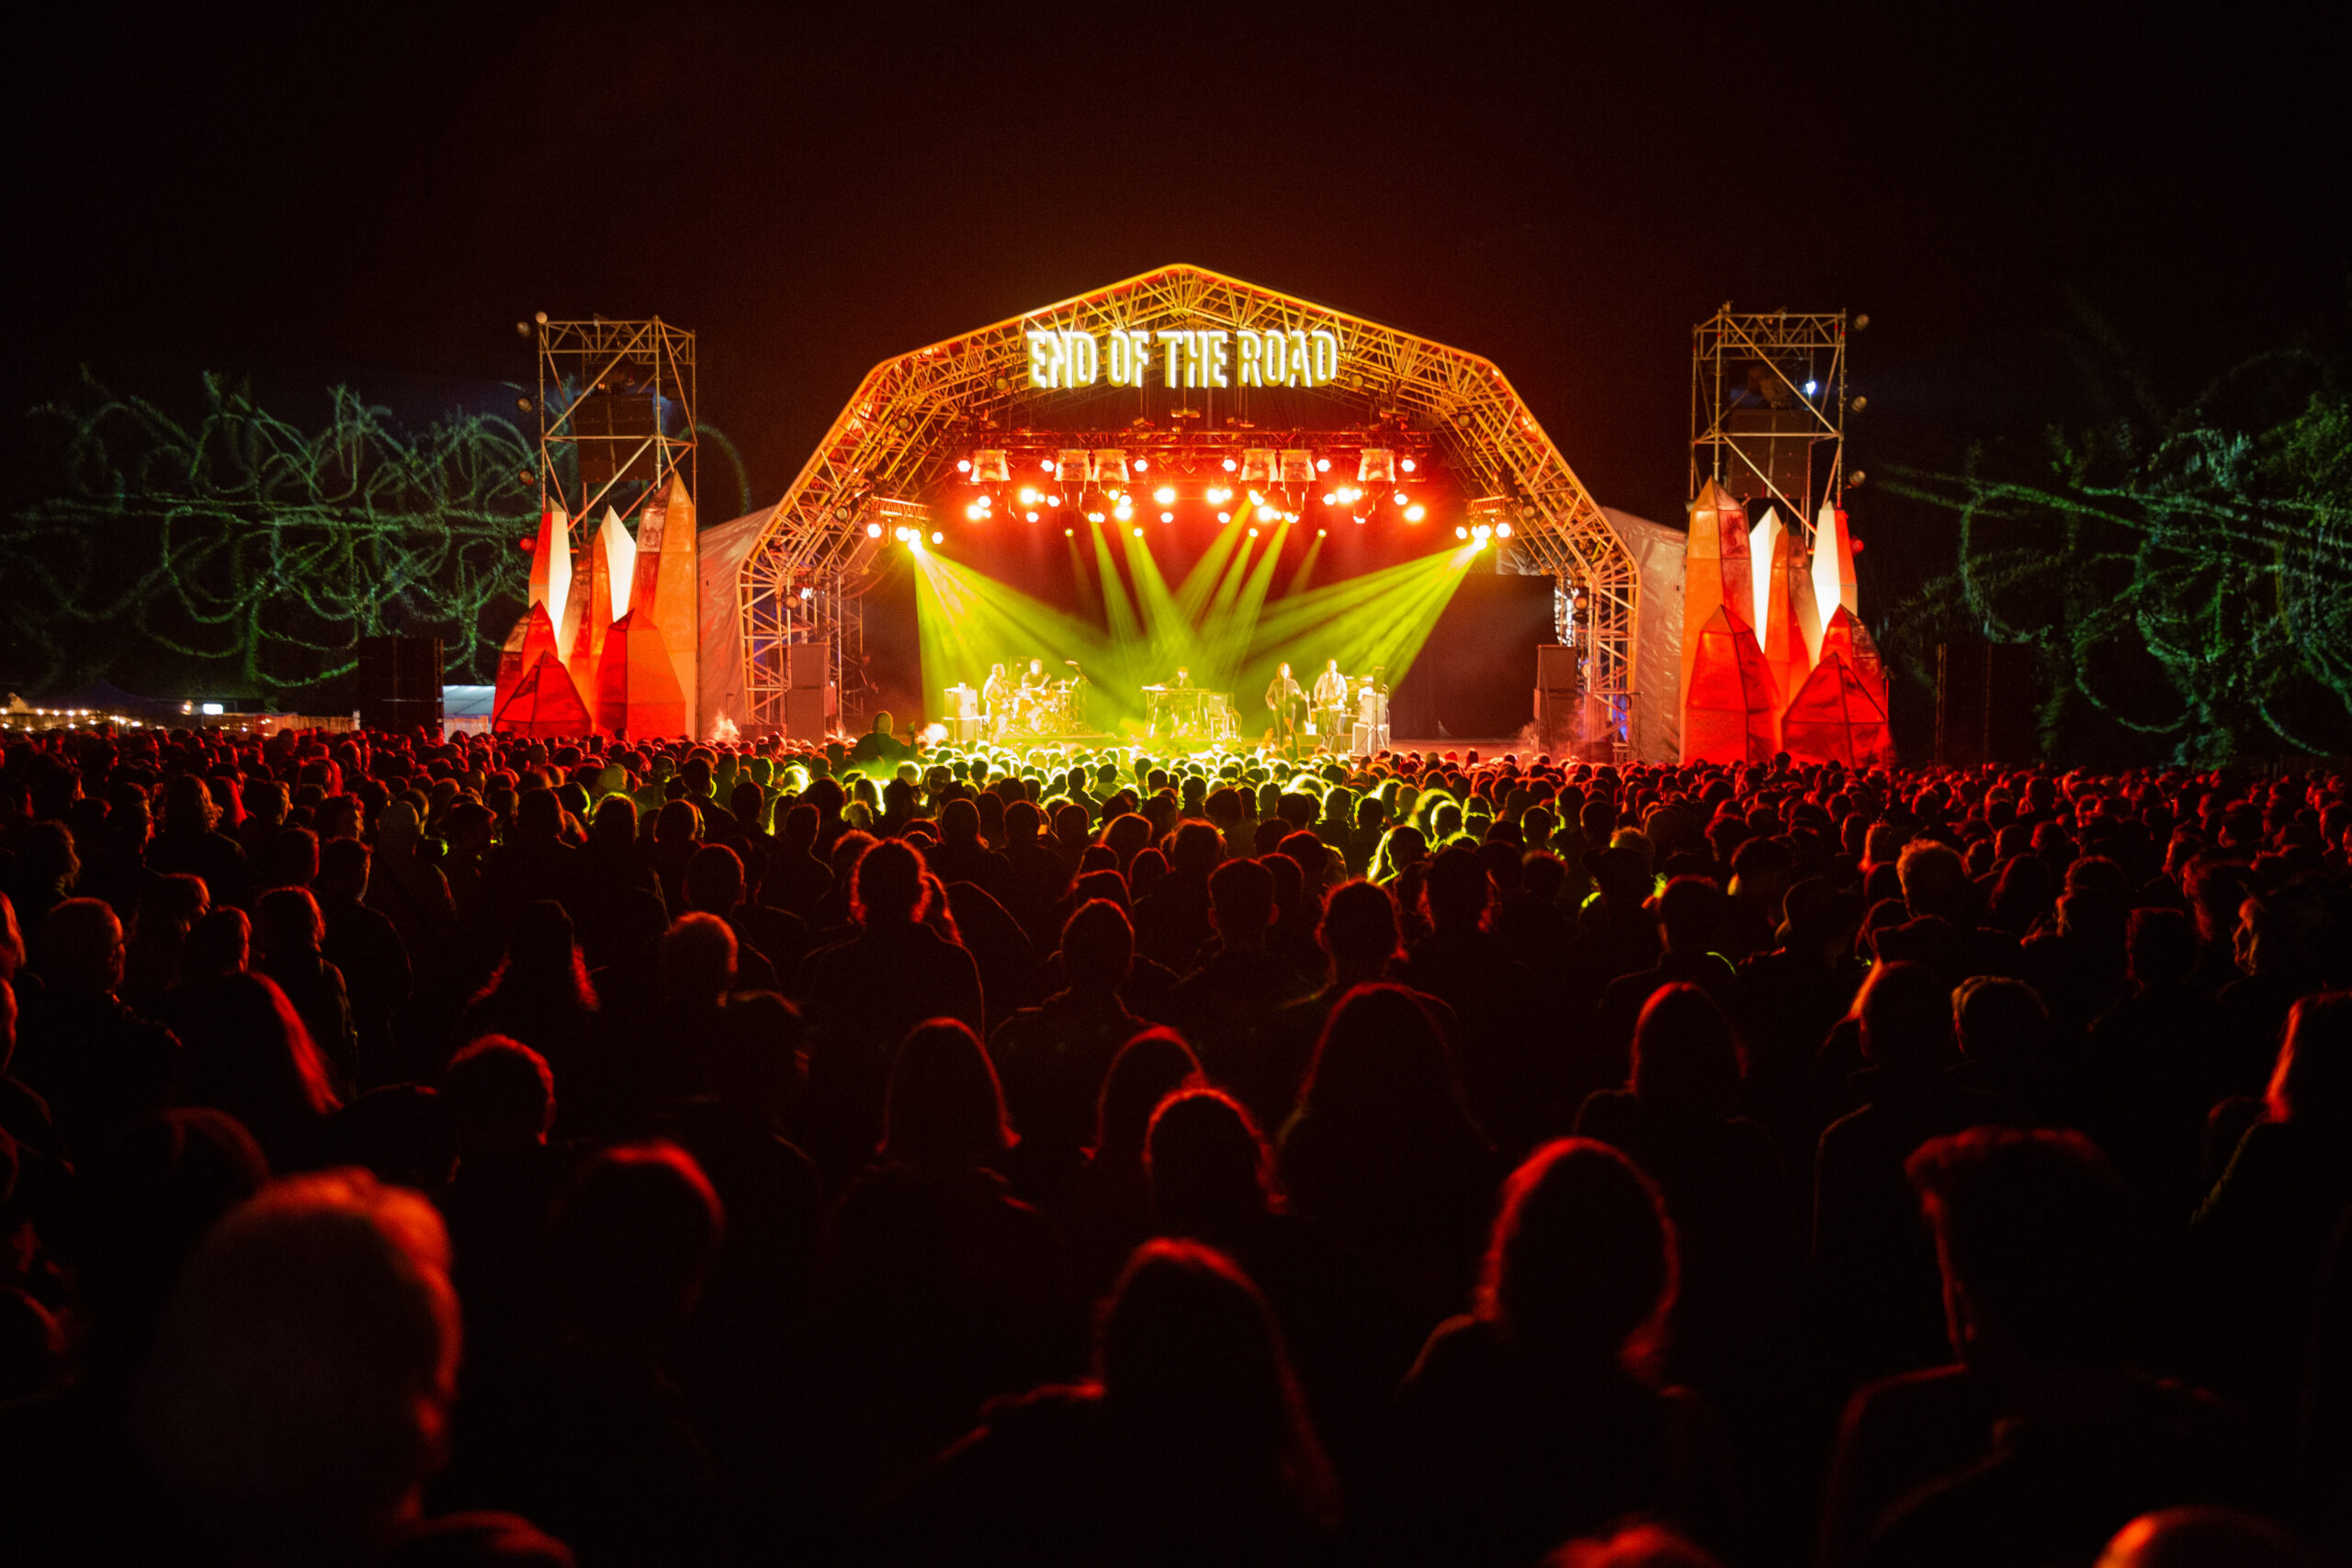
1393 491 1408 506
971 450 1011 483
1040 458 1055 471
1240 448 1277 481
1133 526 1144 538
1316 457 1331 472
1057 448 1090 479
1024 511 1039 522
1065 527 1075 536
1405 503 1426 522
1159 511 1174 523
1496 522 1513 537
956 458 972 473
1247 526 1260 537
1455 525 1469 540
931 530 944 544
866 522 883 538
1804 379 1818 397
1095 449 1131 484
1048 495 1062 505
1258 503 1281 522
1114 502 1134 521
1019 487 1038 505
1358 448 1396 485
1400 457 1417 473
1216 512 1231 524
1222 457 1238 472
1135 457 1149 472
1154 486 1176 504
798 586 814 600
964 503 982 521
1089 511 1105 524
533 310 548 324
1317 528 1328 537
1321 493 1335 506
1474 524 1493 539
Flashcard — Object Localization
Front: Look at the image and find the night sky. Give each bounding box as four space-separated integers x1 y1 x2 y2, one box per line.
12 2 2346 599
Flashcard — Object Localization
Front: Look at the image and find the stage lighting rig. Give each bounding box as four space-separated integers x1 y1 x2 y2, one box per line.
970 449 1011 483
1358 448 1396 485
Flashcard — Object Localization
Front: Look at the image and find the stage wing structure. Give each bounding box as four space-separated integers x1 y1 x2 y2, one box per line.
734 264 1637 750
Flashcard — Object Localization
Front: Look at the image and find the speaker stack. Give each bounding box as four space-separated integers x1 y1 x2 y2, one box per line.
356 637 444 735
1534 642 1578 755
784 642 831 741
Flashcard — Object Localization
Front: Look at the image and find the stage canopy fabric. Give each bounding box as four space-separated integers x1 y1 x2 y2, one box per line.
697 503 775 740
1604 508 1686 763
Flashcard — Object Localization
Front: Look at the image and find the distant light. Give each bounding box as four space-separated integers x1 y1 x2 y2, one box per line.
1041 458 1055 470
1019 487 1038 505
1317 528 1328 537
865 522 883 538
1088 511 1105 523
1455 525 1469 540
1114 502 1134 521
1065 527 1075 536
1405 503 1426 522
1316 457 1330 471
1221 457 1238 472
1258 503 1280 521
1321 492 1335 505
1154 486 1176 504
798 586 814 600
956 459 971 473
1133 526 1144 538
201 702 225 716
1393 491 1408 506
1248 526 1260 537
1159 511 1174 523
1400 458 1417 473
1496 522 1513 537
1804 379 1818 396
1135 458 1149 471
1216 512 1231 524
931 530 944 544
1024 510 1039 523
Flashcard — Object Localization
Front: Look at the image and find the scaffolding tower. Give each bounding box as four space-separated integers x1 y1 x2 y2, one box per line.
530 316 697 530
1690 306 1850 534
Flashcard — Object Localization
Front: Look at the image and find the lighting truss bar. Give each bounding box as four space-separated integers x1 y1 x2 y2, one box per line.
1689 305 1848 533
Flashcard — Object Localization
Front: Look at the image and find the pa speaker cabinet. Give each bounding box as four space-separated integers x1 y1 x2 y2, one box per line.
1535 642 1578 693
783 688 828 740
356 637 443 731
786 644 829 689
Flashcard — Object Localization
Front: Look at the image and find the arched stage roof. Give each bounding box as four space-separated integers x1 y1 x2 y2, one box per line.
736 264 1634 744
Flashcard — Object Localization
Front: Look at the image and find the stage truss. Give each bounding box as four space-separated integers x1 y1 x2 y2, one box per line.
740 265 1635 750
1690 306 1849 535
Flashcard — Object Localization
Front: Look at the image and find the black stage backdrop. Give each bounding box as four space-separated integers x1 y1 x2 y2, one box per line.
1389 573 1556 740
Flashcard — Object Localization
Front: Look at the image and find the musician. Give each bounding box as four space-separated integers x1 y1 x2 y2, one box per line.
981 661 1011 711
1264 661 1305 748
1171 666 1193 690
1311 659 1348 750
1020 658 1048 692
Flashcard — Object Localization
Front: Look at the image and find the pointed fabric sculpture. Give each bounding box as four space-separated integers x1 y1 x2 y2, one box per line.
1791 532 1826 667
1680 604 1779 764
1813 502 1857 618
1818 606 1891 713
1681 480 1749 700
493 602 560 719
527 506 573 648
492 650 592 739
600 506 638 621
1780 653 1894 768
596 608 686 739
565 509 625 705
1754 508 1807 708
646 475 698 735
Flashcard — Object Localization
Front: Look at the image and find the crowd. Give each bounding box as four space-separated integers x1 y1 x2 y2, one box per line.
0 719 2346 1567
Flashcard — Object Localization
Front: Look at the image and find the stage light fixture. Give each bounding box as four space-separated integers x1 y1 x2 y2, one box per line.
1135 458 1149 472
1088 511 1105 523
1804 379 1818 396
1018 487 1038 505
515 396 532 413
1114 504 1134 522
1240 448 1276 481
1024 511 1039 523
1322 493 1335 506
1473 524 1493 539
1405 503 1426 522
534 311 548 324
964 504 981 521
1048 494 1062 505
1258 503 1281 522
1159 511 1174 523
866 522 883 538
1279 449 1316 485
971 450 1011 483
1393 492 1408 506
1317 457 1331 472
1154 486 1176 504
956 458 971 473
1849 470 1867 488
515 321 532 337
1496 522 1513 537
1400 457 1417 473
1216 512 1231 524
1057 448 1091 481
1248 526 1260 537
798 586 815 600
1455 525 1470 539
1358 448 1396 485
1850 395 1868 412
931 530 944 544
1221 457 1238 472
1065 527 1075 536
1133 527 1144 538
1317 528 1328 537
1040 458 1054 471
1095 449 1131 485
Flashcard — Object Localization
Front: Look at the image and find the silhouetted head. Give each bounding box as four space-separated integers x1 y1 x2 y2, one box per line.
1318 878 1401 975
133 1169 460 1556
659 911 737 1004
1147 1088 1272 1241
549 1143 724 1345
1853 960 1951 1074
40 897 123 995
1907 1126 2138 1377
1479 1138 1675 1377
1060 897 1135 994
2096 1507 2328 1568
1096 1027 1200 1157
853 839 929 925
2267 988 2352 1126
882 1019 1014 1169
444 1036 555 1156
1630 984 1742 1117
684 843 747 917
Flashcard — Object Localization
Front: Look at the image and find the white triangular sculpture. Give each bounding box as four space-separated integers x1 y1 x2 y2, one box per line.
1749 507 1782 645
1814 501 1857 617
600 507 638 622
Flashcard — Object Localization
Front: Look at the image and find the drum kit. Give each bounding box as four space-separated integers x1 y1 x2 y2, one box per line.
990 679 1080 739
1142 684 1238 742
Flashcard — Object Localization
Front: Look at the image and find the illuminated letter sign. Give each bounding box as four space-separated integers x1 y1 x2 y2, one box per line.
1030 323 1340 389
